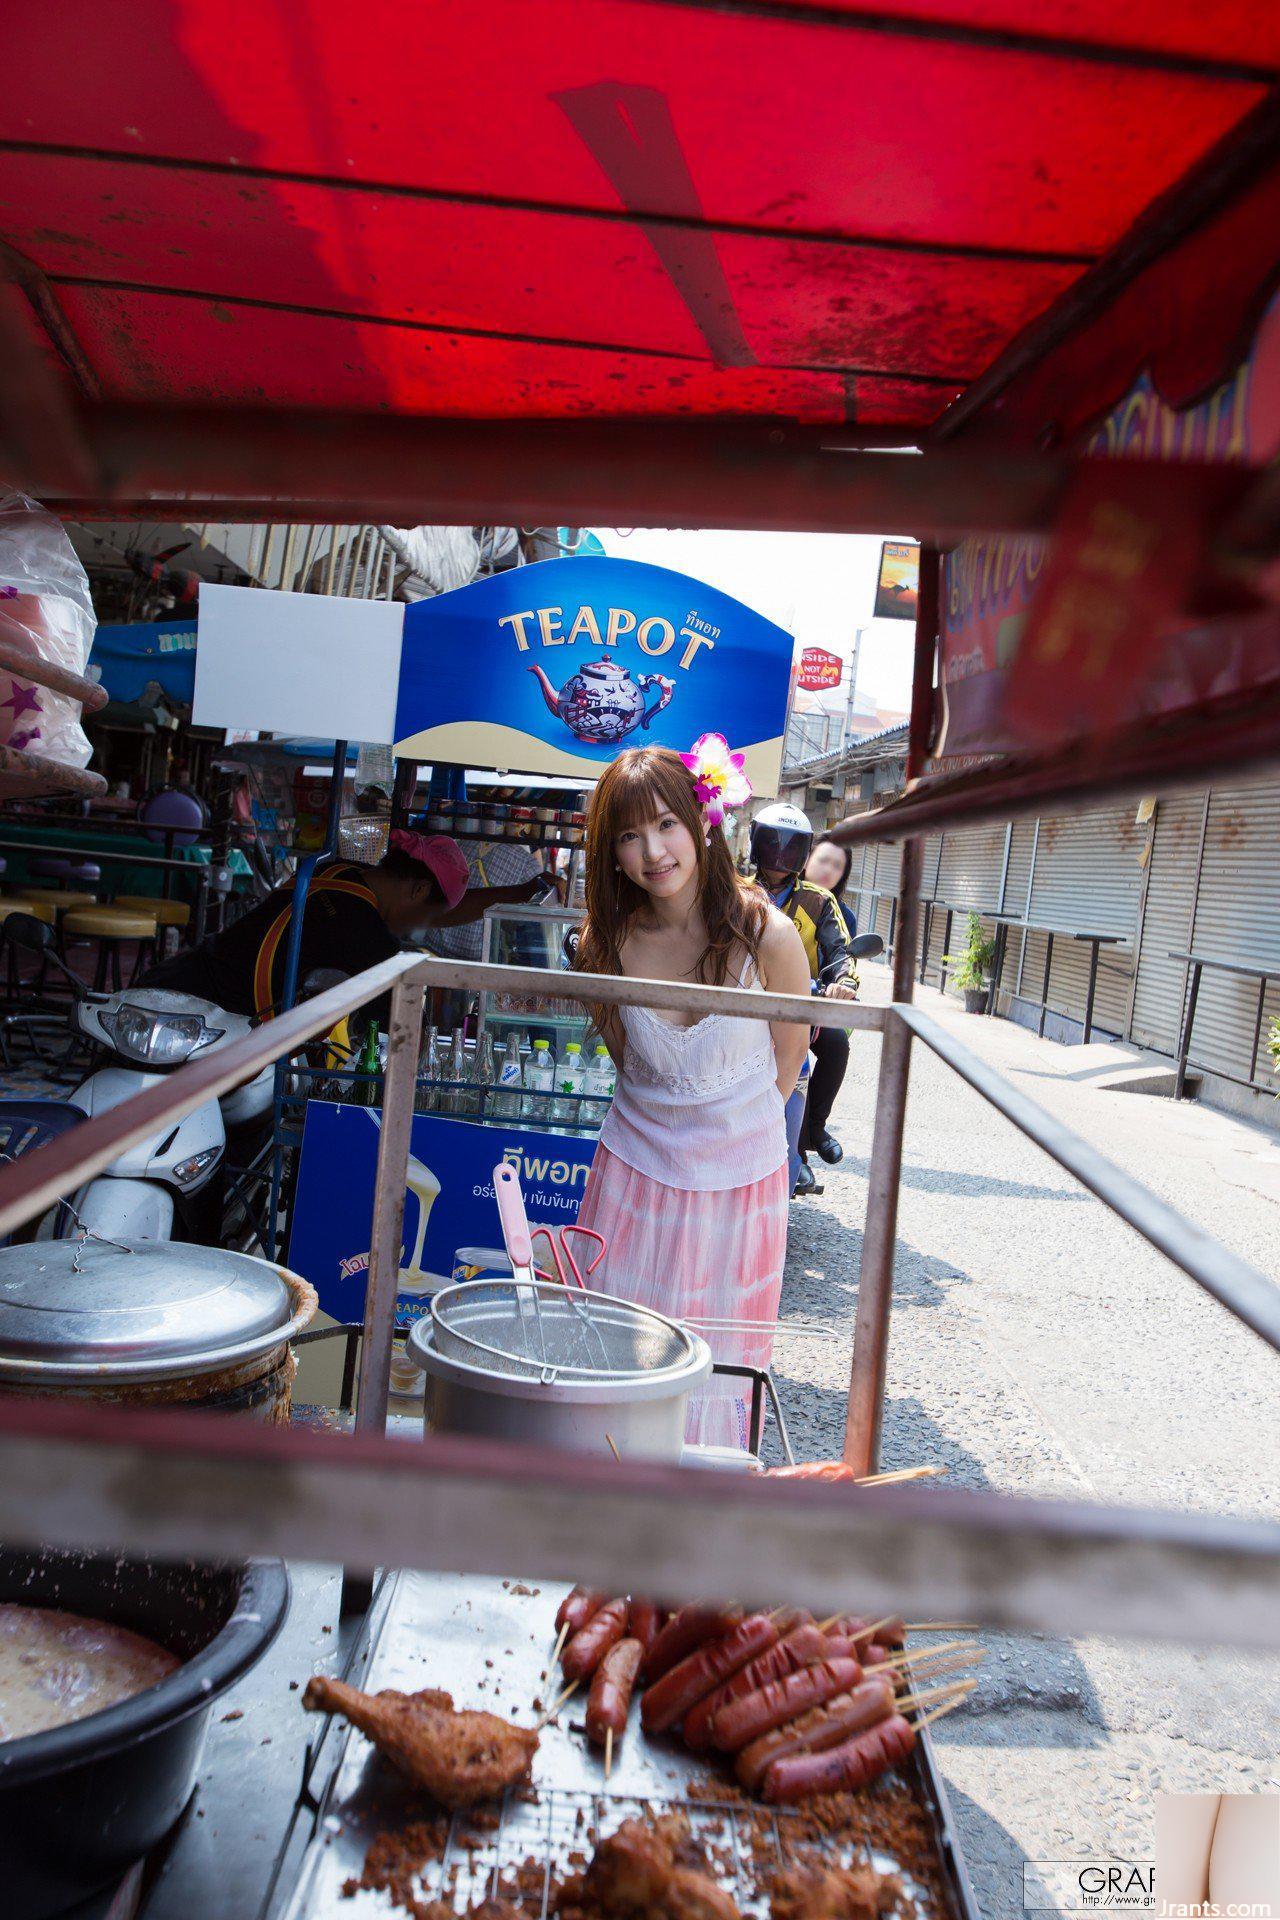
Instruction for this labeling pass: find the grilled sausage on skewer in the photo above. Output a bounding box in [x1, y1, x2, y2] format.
[562, 1597, 628, 1682]
[555, 1587, 606, 1635]
[682, 1622, 828, 1751]
[641, 1613, 778, 1734]
[735, 1678, 896, 1790]
[761, 1710, 916, 1803]
[585, 1637, 644, 1746]
[641, 1604, 742, 1683]
[709, 1655, 864, 1753]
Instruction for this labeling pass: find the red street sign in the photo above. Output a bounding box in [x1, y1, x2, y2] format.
[797, 646, 842, 692]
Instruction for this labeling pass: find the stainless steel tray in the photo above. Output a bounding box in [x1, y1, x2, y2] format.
[278, 1571, 982, 1920]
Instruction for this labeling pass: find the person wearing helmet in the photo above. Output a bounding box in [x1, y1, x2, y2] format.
[748, 802, 856, 1194]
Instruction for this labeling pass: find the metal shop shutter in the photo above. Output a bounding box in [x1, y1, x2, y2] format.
[936, 824, 1005, 913]
[1027, 808, 1145, 937]
[1002, 820, 1037, 919]
[1187, 783, 1280, 1084]
[920, 835, 945, 902]
[1131, 793, 1206, 1055]
[1023, 807, 1146, 1034]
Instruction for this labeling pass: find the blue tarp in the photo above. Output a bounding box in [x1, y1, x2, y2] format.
[89, 619, 197, 706]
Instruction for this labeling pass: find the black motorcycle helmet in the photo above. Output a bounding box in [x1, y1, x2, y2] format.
[749, 801, 814, 878]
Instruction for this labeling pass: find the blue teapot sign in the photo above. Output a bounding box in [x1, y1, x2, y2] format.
[393, 555, 793, 791]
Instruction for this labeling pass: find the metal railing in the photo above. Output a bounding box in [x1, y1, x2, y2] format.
[0, 952, 1275, 1650]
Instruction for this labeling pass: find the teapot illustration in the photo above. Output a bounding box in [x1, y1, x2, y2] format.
[529, 657, 675, 746]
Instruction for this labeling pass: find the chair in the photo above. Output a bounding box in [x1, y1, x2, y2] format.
[61, 906, 159, 992]
[0, 911, 71, 1064]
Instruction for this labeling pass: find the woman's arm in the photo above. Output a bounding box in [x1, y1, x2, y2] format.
[759, 910, 812, 1099]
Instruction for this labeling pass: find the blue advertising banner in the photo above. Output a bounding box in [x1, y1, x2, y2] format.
[89, 619, 197, 706]
[393, 555, 792, 793]
[287, 1105, 597, 1325]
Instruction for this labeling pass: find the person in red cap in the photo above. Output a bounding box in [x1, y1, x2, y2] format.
[140, 828, 543, 1019]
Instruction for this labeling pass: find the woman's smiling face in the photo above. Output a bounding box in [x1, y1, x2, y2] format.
[615, 807, 701, 899]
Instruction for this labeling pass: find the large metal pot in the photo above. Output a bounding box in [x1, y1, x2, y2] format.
[408, 1280, 712, 1461]
[0, 1240, 317, 1423]
[0, 1549, 289, 1920]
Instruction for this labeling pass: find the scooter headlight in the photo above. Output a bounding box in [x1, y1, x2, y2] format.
[98, 1003, 223, 1066]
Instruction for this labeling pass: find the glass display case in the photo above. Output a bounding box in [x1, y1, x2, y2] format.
[476, 901, 595, 1050]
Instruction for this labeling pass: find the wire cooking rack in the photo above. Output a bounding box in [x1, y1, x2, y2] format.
[375, 1784, 941, 1920]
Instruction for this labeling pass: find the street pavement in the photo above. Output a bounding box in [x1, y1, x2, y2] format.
[770, 964, 1280, 1920]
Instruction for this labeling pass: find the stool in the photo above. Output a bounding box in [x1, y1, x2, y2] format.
[28, 856, 73, 882]
[114, 893, 190, 964]
[65, 861, 101, 885]
[114, 895, 190, 931]
[15, 889, 100, 914]
[62, 908, 159, 992]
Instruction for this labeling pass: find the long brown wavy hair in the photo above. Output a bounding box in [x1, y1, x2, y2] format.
[576, 746, 768, 986]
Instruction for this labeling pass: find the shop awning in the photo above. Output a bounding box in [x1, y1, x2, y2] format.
[1, 2, 1277, 523]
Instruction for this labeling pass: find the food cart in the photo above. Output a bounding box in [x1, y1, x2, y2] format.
[0, 4, 1279, 1916]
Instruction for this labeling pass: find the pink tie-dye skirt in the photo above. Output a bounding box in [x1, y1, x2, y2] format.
[575, 1143, 789, 1451]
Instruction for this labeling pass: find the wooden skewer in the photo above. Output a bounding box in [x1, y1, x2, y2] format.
[604, 1433, 622, 1463]
[891, 1649, 985, 1692]
[910, 1683, 978, 1731]
[605, 1727, 613, 1780]
[906, 1622, 979, 1633]
[854, 1465, 945, 1486]
[815, 1612, 894, 1640]
[901, 1677, 978, 1714]
[883, 1638, 980, 1668]
[888, 1643, 987, 1677]
[551, 1620, 570, 1667]
[536, 1679, 579, 1729]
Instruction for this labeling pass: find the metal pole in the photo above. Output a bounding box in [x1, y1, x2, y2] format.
[901, 1002, 1280, 1354]
[843, 546, 938, 1471]
[1175, 962, 1203, 1101]
[355, 971, 427, 1435]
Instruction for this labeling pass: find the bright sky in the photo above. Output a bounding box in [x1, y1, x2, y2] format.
[591, 526, 917, 717]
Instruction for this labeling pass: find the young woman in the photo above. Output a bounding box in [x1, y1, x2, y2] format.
[799, 835, 859, 1167]
[574, 744, 810, 1448]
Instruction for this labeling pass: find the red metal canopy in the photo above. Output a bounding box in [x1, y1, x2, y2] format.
[1, 0, 1277, 479]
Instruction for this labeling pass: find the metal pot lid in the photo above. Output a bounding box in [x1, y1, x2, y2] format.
[0, 1239, 300, 1383]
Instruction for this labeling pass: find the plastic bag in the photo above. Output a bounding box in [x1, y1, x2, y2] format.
[0, 491, 96, 766]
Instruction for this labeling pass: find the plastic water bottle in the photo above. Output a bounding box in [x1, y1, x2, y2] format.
[556, 1041, 585, 1127]
[584, 1043, 616, 1126]
[495, 1031, 524, 1120]
[525, 1038, 555, 1128]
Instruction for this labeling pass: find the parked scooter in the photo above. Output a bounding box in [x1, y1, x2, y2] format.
[0, 913, 273, 1246]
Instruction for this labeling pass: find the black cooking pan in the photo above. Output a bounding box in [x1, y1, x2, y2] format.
[0, 1548, 289, 1920]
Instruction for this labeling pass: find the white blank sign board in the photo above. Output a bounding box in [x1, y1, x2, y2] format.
[194, 584, 404, 742]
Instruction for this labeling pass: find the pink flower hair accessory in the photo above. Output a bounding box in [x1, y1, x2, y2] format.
[680, 732, 752, 828]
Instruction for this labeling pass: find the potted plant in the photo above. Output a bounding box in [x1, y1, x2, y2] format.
[945, 911, 997, 1013]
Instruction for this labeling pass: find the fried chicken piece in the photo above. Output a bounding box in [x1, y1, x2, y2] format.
[769, 1861, 900, 1920]
[302, 1675, 537, 1809]
[584, 1815, 740, 1920]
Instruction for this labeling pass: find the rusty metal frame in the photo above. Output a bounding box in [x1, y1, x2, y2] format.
[0, 947, 1273, 1642]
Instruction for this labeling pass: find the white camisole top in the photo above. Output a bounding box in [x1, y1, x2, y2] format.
[598, 958, 787, 1191]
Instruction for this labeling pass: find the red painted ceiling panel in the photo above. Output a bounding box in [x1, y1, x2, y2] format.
[765, 0, 1280, 65]
[0, 1, 1262, 256]
[58, 282, 959, 424]
[1, 153, 1083, 382]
